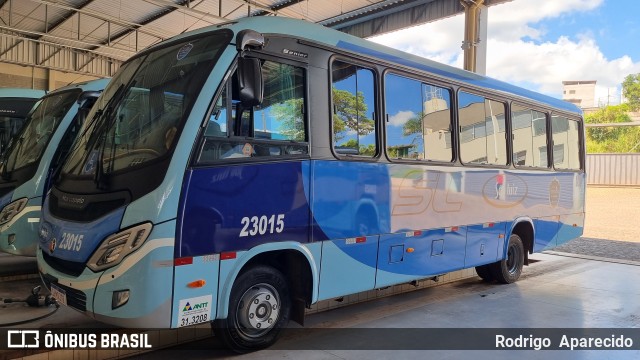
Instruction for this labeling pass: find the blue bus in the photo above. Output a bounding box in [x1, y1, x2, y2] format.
[0, 79, 107, 256]
[36, 17, 584, 351]
[0, 88, 46, 156]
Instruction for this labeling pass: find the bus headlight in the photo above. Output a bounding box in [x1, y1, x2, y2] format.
[0, 198, 28, 225]
[88, 222, 153, 271]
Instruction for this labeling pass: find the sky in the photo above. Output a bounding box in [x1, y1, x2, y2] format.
[369, 0, 640, 107]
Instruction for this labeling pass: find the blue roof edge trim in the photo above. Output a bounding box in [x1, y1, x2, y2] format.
[336, 41, 581, 116]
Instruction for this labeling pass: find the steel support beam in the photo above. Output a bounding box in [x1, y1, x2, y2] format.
[461, 0, 487, 74]
[325, 0, 510, 39]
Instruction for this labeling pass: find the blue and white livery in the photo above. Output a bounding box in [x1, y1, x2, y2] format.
[0, 79, 107, 256]
[36, 17, 584, 351]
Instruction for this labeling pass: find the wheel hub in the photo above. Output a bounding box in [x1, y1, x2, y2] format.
[237, 284, 280, 334]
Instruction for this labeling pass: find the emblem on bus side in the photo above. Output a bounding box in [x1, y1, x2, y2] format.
[177, 43, 194, 60]
[282, 48, 308, 58]
[482, 174, 528, 208]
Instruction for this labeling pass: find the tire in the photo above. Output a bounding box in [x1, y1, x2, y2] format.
[475, 264, 495, 282]
[491, 234, 525, 284]
[213, 265, 291, 352]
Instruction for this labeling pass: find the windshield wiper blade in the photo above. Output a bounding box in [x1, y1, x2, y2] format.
[93, 81, 135, 189]
[82, 83, 125, 152]
[1, 137, 24, 181]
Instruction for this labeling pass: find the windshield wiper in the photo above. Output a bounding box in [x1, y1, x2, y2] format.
[93, 81, 135, 189]
[0, 137, 24, 181]
[81, 83, 125, 153]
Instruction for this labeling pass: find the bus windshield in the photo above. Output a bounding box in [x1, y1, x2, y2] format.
[0, 90, 80, 176]
[0, 97, 41, 155]
[61, 31, 231, 181]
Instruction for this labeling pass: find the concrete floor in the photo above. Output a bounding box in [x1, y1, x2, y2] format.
[1, 252, 639, 359]
[141, 252, 640, 360]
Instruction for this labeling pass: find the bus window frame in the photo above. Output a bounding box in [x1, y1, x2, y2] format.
[456, 87, 510, 168]
[510, 101, 552, 170]
[193, 52, 311, 167]
[381, 68, 457, 165]
[550, 112, 585, 172]
[328, 55, 382, 162]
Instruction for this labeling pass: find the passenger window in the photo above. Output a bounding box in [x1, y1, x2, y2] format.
[552, 115, 581, 170]
[458, 91, 507, 165]
[205, 89, 228, 137]
[385, 73, 452, 162]
[253, 61, 305, 141]
[198, 59, 308, 163]
[511, 104, 548, 168]
[331, 61, 377, 157]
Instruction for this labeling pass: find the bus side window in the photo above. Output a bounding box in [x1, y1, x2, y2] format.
[205, 88, 228, 137]
[384, 73, 453, 162]
[552, 115, 581, 170]
[511, 104, 548, 168]
[198, 59, 308, 163]
[459, 91, 507, 165]
[331, 60, 377, 157]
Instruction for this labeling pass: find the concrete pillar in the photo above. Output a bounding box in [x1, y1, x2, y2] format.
[461, 0, 488, 75]
[47, 69, 57, 91]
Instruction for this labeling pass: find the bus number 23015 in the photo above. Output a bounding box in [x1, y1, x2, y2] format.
[240, 214, 285, 237]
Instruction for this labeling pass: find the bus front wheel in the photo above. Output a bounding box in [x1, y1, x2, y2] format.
[491, 234, 524, 284]
[214, 265, 291, 352]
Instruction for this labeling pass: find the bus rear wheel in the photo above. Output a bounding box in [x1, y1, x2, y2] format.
[491, 234, 524, 284]
[213, 265, 291, 352]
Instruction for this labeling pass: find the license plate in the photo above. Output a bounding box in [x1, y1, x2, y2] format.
[50, 284, 67, 306]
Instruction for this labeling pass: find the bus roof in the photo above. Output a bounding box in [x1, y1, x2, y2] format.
[146, 16, 583, 117]
[49, 78, 110, 94]
[0, 88, 45, 99]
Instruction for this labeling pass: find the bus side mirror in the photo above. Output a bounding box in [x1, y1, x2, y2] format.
[236, 30, 264, 52]
[237, 57, 263, 107]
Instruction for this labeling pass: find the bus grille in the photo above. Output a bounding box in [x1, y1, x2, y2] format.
[41, 273, 87, 312]
[41, 251, 87, 277]
[49, 192, 125, 222]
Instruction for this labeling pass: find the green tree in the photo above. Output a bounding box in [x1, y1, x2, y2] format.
[402, 113, 424, 137]
[271, 98, 305, 141]
[332, 88, 374, 143]
[585, 103, 640, 153]
[341, 139, 376, 156]
[622, 73, 640, 111]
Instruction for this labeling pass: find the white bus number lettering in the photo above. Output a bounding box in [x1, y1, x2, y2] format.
[59, 233, 84, 251]
[239, 214, 285, 237]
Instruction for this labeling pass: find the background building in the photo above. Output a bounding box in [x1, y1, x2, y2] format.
[563, 80, 596, 109]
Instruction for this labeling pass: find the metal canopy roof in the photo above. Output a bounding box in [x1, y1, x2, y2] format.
[0, 0, 510, 78]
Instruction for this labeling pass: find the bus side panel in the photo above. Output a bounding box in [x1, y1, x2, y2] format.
[309, 160, 389, 300]
[464, 222, 505, 267]
[171, 254, 219, 328]
[557, 212, 585, 247]
[309, 160, 391, 240]
[556, 173, 585, 247]
[375, 227, 466, 288]
[533, 216, 560, 251]
[317, 236, 378, 300]
[177, 161, 311, 257]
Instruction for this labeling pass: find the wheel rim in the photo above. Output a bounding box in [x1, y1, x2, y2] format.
[506, 243, 521, 275]
[235, 283, 280, 339]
